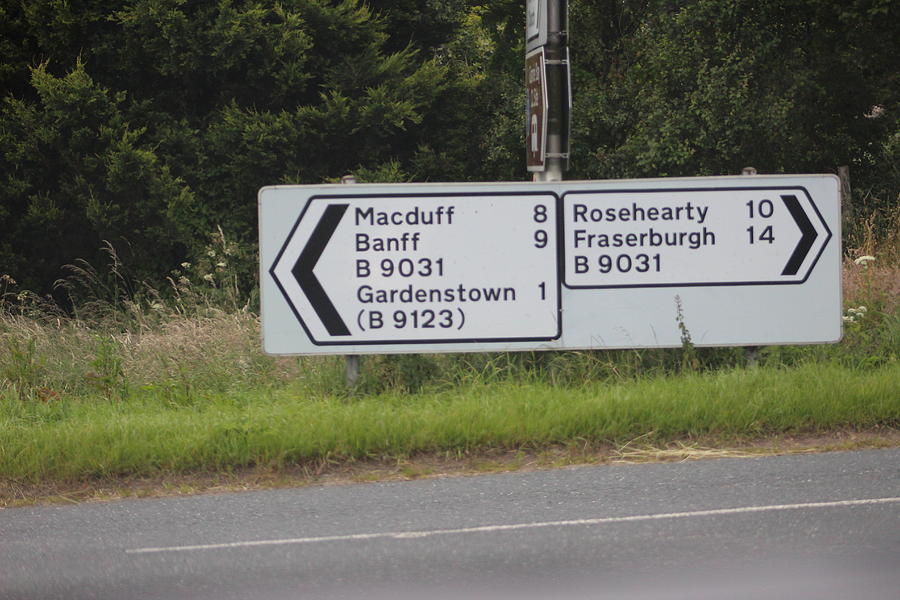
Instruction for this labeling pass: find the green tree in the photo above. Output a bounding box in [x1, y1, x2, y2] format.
[4, 0, 897, 299]
[1, 1, 473, 295]
[570, 0, 899, 187]
[0, 62, 193, 293]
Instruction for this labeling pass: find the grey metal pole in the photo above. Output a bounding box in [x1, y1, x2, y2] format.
[532, 0, 569, 183]
[341, 174, 361, 387]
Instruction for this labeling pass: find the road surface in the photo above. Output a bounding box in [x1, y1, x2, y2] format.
[2, 449, 898, 599]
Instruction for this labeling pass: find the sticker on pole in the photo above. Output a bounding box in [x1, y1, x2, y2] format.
[525, 48, 548, 172]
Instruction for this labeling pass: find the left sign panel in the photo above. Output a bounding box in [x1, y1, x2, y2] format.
[260, 186, 561, 354]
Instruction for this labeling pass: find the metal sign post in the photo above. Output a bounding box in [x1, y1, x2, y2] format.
[526, 0, 570, 181]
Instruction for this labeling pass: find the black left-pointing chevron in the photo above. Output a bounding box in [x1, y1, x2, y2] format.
[780, 194, 818, 276]
[292, 204, 350, 336]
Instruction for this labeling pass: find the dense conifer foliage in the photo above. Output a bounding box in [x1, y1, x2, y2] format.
[1, 1, 896, 296]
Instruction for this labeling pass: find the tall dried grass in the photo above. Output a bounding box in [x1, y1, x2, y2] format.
[1, 232, 897, 488]
[0, 233, 332, 400]
[1, 221, 898, 401]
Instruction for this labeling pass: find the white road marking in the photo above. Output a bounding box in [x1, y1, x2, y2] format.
[126, 496, 900, 555]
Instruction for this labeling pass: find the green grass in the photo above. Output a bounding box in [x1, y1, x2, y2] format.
[1, 246, 898, 490]
[2, 362, 897, 483]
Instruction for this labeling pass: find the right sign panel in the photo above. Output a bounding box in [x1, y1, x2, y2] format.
[563, 186, 831, 288]
[557, 174, 842, 349]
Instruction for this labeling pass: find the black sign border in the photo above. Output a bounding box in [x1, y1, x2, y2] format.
[561, 185, 832, 289]
[270, 191, 564, 347]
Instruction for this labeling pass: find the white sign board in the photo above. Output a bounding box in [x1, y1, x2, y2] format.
[260, 175, 841, 355]
[268, 192, 560, 345]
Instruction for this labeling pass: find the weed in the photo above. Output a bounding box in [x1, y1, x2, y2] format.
[1, 337, 42, 400]
[357, 353, 442, 394]
[85, 335, 128, 400]
[167, 226, 254, 316]
[675, 295, 699, 372]
[53, 241, 135, 328]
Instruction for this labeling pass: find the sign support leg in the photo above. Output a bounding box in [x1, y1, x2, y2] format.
[745, 346, 759, 369]
[345, 354, 360, 388]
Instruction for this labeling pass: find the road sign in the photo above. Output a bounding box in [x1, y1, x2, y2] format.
[564, 186, 831, 288]
[526, 48, 548, 172]
[260, 175, 841, 355]
[526, 0, 548, 52]
[267, 191, 560, 346]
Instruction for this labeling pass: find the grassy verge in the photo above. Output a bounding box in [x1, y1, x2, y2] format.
[1, 245, 898, 502]
[2, 362, 897, 485]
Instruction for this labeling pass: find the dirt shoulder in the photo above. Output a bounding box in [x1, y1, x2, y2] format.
[2, 428, 898, 508]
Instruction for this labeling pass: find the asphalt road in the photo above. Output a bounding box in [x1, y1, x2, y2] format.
[2, 449, 899, 599]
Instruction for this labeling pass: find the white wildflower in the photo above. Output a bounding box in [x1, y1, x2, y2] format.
[181, 262, 191, 269]
[203, 273, 215, 282]
[843, 305, 867, 323]
[216, 262, 226, 268]
[864, 105, 885, 119]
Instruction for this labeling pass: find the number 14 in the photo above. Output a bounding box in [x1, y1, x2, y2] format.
[747, 225, 774, 244]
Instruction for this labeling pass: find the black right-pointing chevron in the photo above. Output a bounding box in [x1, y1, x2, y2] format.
[780, 194, 818, 276]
